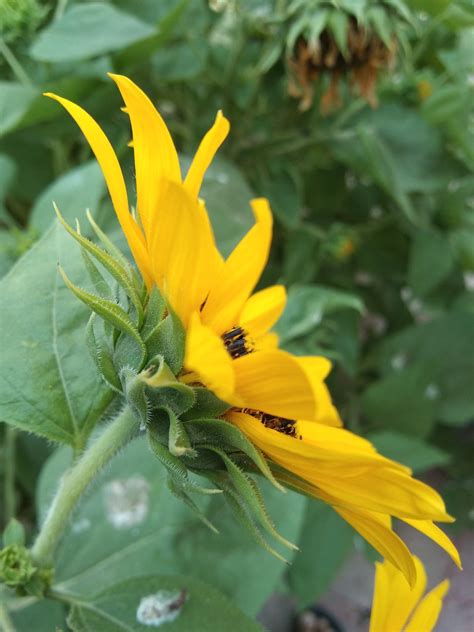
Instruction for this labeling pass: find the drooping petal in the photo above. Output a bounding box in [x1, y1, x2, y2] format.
[44, 92, 151, 285]
[296, 357, 342, 426]
[149, 180, 219, 325]
[403, 518, 462, 569]
[335, 506, 417, 587]
[201, 198, 273, 334]
[109, 73, 181, 239]
[184, 312, 235, 403]
[369, 557, 427, 632]
[239, 285, 287, 339]
[405, 579, 450, 632]
[232, 349, 316, 420]
[184, 110, 230, 197]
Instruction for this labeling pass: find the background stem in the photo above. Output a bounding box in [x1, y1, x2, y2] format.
[31, 406, 139, 567]
[0, 603, 16, 632]
[4, 425, 17, 526]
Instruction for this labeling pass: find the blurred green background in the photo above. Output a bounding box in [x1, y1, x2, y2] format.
[0, 0, 473, 626]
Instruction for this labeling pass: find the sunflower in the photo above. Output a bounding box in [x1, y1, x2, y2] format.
[45, 74, 460, 583]
[369, 556, 450, 632]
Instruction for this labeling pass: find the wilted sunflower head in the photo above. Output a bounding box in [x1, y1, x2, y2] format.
[285, 0, 413, 112]
[45, 74, 461, 581]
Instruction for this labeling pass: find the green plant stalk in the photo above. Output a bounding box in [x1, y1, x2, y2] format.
[4, 425, 17, 525]
[31, 406, 139, 567]
[0, 603, 15, 632]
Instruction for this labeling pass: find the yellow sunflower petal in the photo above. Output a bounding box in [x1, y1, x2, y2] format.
[335, 506, 417, 587]
[239, 285, 287, 339]
[200, 198, 273, 334]
[296, 357, 342, 426]
[108, 73, 181, 238]
[256, 331, 280, 350]
[184, 312, 235, 403]
[43, 92, 151, 285]
[405, 579, 450, 632]
[403, 518, 462, 569]
[233, 349, 315, 420]
[149, 180, 218, 325]
[369, 556, 427, 632]
[184, 110, 230, 197]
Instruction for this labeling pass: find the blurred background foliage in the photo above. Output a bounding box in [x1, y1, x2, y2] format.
[1, 0, 473, 623]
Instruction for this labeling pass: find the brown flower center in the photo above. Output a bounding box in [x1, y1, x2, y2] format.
[222, 326, 253, 359]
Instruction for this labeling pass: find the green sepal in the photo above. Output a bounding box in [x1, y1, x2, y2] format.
[0, 545, 52, 596]
[55, 204, 144, 327]
[165, 407, 196, 457]
[328, 10, 349, 59]
[204, 446, 296, 552]
[121, 368, 149, 427]
[215, 478, 288, 564]
[86, 209, 132, 271]
[148, 429, 221, 495]
[2, 519, 25, 547]
[181, 388, 230, 420]
[59, 265, 147, 368]
[185, 418, 284, 491]
[86, 315, 122, 392]
[141, 286, 166, 339]
[143, 355, 196, 415]
[167, 477, 218, 534]
[80, 247, 113, 300]
[144, 309, 185, 374]
[367, 6, 393, 49]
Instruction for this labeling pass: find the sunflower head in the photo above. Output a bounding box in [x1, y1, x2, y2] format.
[285, 0, 413, 112]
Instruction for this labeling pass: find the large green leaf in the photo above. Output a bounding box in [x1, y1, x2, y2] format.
[30, 161, 105, 234]
[408, 229, 454, 297]
[65, 574, 261, 631]
[368, 431, 451, 473]
[287, 500, 354, 608]
[0, 223, 114, 446]
[275, 284, 363, 344]
[29, 3, 156, 62]
[37, 437, 305, 616]
[7, 598, 66, 631]
[369, 312, 474, 426]
[0, 82, 38, 136]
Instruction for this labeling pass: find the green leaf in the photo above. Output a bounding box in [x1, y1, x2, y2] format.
[37, 438, 305, 616]
[64, 573, 262, 631]
[287, 500, 354, 608]
[0, 223, 114, 446]
[0, 82, 38, 136]
[368, 431, 451, 473]
[8, 598, 66, 631]
[29, 3, 156, 62]
[328, 10, 349, 58]
[408, 229, 454, 296]
[152, 41, 208, 81]
[275, 284, 363, 344]
[197, 158, 255, 257]
[361, 365, 437, 438]
[370, 312, 474, 426]
[2, 518, 25, 547]
[59, 267, 147, 368]
[30, 162, 105, 234]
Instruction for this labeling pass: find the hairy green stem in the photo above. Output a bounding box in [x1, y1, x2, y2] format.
[31, 406, 139, 567]
[4, 426, 17, 525]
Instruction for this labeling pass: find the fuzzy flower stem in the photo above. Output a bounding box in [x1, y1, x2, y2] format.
[31, 406, 139, 567]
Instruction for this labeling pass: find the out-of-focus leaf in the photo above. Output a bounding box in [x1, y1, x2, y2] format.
[408, 229, 454, 296]
[0, 82, 38, 135]
[370, 312, 474, 426]
[361, 365, 437, 437]
[450, 228, 474, 271]
[30, 162, 105, 234]
[275, 284, 363, 344]
[29, 3, 156, 62]
[406, 0, 451, 16]
[0, 223, 114, 446]
[9, 599, 65, 631]
[368, 431, 451, 472]
[152, 41, 208, 81]
[65, 574, 261, 631]
[196, 157, 255, 257]
[37, 438, 305, 616]
[287, 500, 354, 608]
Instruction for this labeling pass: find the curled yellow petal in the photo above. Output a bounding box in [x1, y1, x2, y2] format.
[184, 110, 230, 198]
[239, 285, 287, 339]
